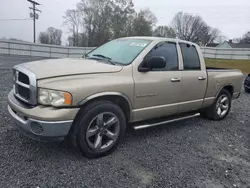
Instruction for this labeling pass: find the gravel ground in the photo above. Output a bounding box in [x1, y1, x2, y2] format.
[0, 56, 250, 188]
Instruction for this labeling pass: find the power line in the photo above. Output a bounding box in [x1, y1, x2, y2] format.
[0, 18, 32, 21]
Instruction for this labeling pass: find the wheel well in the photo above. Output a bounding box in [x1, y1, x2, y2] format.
[80, 95, 131, 122]
[223, 85, 234, 96]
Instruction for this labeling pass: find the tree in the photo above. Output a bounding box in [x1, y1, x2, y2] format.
[38, 32, 49, 44]
[241, 31, 250, 43]
[64, 1, 157, 46]
[131, 9, 157, 36]
[153, 26, 176, 38]
[110, 0, 135, 38]
[203, 28, 221, 45]
[232, 38, 241, 43]
[171, 12, 220, 45]
[47, 27, 62, 45]
[215, 35, 228, 43]
[75, 0, 114, 46]
[63, 9, 82, 46]
[38, 27, 62, 45]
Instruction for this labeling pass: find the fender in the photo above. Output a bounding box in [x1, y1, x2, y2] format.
[215, 84, 234, 98]
[78, 91, 133, 112]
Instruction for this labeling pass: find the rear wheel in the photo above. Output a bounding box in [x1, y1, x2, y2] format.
[203, 89, 231, 120]
[245, 87, 250, 93]
[70, 101, 126, 158]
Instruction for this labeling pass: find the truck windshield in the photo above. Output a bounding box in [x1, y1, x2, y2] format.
[85, 39, 152, 65]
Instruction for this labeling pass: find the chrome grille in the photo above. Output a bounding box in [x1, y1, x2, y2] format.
[13, 65, 37, 105]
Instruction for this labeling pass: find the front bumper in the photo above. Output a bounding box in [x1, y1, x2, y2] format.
[7, 90, 79, 141]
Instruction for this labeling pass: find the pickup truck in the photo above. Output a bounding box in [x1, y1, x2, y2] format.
[7, 37, 244, 158]
[244, 73, 250, 93]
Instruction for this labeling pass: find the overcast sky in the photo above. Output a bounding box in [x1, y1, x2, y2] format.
[0, 0, 249, 45]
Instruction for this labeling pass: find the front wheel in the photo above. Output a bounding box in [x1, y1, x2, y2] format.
[70, 101, 126, 158]
[203, 89, 232, 120]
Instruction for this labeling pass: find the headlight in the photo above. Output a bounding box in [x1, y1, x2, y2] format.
[38, 88, 72, 107]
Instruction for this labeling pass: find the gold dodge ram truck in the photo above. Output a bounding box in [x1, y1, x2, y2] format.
[7, 37, 244, 158]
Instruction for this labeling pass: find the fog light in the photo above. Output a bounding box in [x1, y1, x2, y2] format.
[30, 122, 44, 135]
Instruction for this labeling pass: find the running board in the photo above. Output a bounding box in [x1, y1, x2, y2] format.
[133, 113, 200, 130]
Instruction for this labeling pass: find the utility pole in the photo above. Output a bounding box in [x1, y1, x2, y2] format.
[27, 0, 41, 43]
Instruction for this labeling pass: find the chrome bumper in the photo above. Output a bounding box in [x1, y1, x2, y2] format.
[8, 105, 73, 141]
[7, 89, 78, 141]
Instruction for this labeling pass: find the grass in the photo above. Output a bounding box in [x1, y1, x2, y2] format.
[205, 59, 250, 74]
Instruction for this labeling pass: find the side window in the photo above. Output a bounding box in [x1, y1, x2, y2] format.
[146, 42, 178, 71]
[179, 43, 201, 70]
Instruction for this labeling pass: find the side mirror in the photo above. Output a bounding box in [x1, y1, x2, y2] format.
[138, 56, 166, 72]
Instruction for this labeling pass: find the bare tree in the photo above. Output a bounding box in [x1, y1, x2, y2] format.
[241, 31, 250, 43]
[153, 26, 176, 38]
[38, 27, 62, 45]
[203, 28, 221, 45]
[47, 27, 62, 45]
[63, 9, 82, 46]
[38, 32, 49, 44]
[63, 2, 227, 47]
[171, 12, 220, 45]
[232, 38, 241, 43]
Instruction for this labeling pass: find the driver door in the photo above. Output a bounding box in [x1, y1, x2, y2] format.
[132, 42, 182, 122]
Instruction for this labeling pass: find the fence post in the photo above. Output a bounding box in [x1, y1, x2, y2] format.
[215, 48, 217, 59]
[8, 42, 10, 56]
[30, 44, 32, 58]
[68, 48, 70, 58]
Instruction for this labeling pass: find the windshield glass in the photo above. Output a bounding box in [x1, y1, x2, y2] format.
[86, 39, 152, 65]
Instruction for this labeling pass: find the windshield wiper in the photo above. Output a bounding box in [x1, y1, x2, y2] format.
[92, 54, 116, 65]
[92, 54, 111, 60]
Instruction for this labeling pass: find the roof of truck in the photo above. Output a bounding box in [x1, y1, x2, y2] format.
[119, 36, 198, 46]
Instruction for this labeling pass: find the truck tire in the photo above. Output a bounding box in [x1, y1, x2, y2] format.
[203, 89, 232, 121]
[70, 101, 127, 158]
[245, 87, 250, 93]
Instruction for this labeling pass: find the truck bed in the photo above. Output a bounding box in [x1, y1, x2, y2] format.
[206, 67, 241, 72]
[205, 68, 243, 99]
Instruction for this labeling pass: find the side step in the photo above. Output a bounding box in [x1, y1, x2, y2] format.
[133, 113, 200, 130]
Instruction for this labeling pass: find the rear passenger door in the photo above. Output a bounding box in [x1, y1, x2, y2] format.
[178, 43, 207, 113]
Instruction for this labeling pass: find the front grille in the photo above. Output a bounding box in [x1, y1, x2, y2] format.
[13, 65, 37, 105]
[18, 72, 30, 85]
[17, 85, 30, 100]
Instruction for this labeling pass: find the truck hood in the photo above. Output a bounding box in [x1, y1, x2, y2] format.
[20, 58, 123, 79]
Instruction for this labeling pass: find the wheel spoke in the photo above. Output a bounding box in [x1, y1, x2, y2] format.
[221, 97, 228, 103]
[221, 109, 227, 116]
[97, 114, 104, 126]
[86, 126, 99, 138]
[104, 117, 118, 128]
[221, 104, 228, 110]
[105, 130, 116, 140]
[86, 112, 120, 151]
[217, 107, 222, 115]
[94, 134, 103, 149]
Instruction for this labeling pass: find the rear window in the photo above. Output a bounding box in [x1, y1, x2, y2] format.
[179, 43, 201, 70]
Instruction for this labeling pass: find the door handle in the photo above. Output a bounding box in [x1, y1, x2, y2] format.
[198, 76, 206, 81]
[171, 78, 181, 82]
